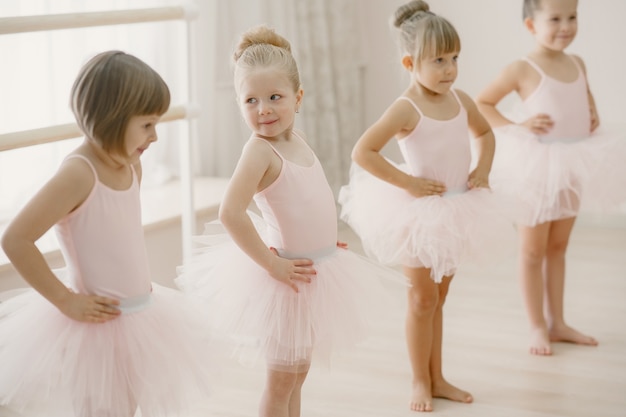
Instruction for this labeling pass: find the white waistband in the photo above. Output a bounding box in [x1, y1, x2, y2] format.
[277, 246, 336, 260]
[539, 136, 585, 144]
[443, 186, 468, 197]
[116, 293, 153, 314]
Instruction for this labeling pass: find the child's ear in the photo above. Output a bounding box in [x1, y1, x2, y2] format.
[401, 55, 414, 72]
[524, 17, 536, 34]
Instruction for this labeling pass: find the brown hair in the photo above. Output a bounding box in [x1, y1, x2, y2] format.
[232, 25, 300, 94]
[523, 0, 544, 20]
[70, 51, 170, 156]
[391, 0, 460, 63]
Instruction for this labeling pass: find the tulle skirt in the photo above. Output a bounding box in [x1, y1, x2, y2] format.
[176, 217, 404, 372]
[338, 162, 518, 282]
[0, 282, 216, 417]
[490, 125, 626, 226]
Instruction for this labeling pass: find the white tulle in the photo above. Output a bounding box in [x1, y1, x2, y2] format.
[0, 284, 217, 417]
[339, 162, 518, 282]
[176, 214, 405, 371]
[490, 124, 626, 226]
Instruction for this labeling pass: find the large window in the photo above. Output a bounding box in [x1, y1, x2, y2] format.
[0, 1, 190, 257]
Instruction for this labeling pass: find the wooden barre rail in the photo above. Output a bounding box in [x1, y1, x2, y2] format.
[0, 6, 197, 35]
[0, 105, 194, 152]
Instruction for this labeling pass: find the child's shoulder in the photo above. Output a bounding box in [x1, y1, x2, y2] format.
[567, 53, 587, 71]
[58, 149, 97, 182]
[503, 58, 537, 76]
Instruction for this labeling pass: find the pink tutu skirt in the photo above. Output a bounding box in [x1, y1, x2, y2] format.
[176, 216, 404, 372]
[0, 282, 216, 417]
[490, 125, 626, 226]
[339, 162, 518, 282]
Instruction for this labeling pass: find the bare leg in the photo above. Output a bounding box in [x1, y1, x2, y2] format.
[518, 223, 552, 355]
[404, 266, 437, 412]
[259, 367, 300, 417]
[287, 364, 310, 417]
[430, 275, 473, 404]
[544, 217, 598, 347]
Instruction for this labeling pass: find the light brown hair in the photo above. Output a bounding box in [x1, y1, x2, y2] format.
[70, 51, 170, 156]
[391, 0, 461, 63]
[232, 25, 300, 94]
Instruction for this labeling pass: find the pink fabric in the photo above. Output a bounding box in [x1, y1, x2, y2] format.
[397, 91, 471, 192]
[253, 133, 337, 257]
[0, 155, 216, 417]
[520, 56, 591, 140]
[55, 155, 152, 299]
[177, 132, 401, 370]
[339, 92, 517, 281]
[488, 55, 626, 225]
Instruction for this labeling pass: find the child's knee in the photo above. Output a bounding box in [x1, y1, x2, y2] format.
[545, 239, 569, 256]
[407, 288, 438, 315]
[521, 246, 546, 265]
[267, 370, 300, 397]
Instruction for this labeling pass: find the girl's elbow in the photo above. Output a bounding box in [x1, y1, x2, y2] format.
[218, 205, 231, 226]
[1, 231, 24, 261]
[351, 146, 368, 166]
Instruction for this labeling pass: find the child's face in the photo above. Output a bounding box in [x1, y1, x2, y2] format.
[527, 0, 578, 51]
[123, 114, 160, 162]
[237, 67, 302, 140]
[413, 51, 459, 95]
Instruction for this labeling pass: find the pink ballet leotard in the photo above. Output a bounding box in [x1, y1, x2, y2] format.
[489, 55, 626, 225]
[177, 131, 400, 371]
[521, 56, 591, 141]
[253, 136, 338, 259]
[340, 91, 515, 282]
[0, 155, 214, 417]
[397, 93, 471, 193]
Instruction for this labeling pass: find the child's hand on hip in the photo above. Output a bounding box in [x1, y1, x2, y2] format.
[57, 290, 121, 323]
[406, 176, 446, 198]
[268, 247, 315, 293]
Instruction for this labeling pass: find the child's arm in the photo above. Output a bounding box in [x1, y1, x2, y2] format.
[352, 100, 446, 197]
[219, 140, 315, 293]
[458, 90, 494, 189]
[1, 158, 121, 322]
[572, 54, 600, 132]
[477, 61, 553, 134]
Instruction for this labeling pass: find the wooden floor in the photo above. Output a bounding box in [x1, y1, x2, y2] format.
[189, 221, 626, 417]
[2, 221, 624, 417]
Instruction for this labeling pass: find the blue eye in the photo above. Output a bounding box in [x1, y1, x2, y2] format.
[270, 94, 281, 100]
[246, 97, 257, 104]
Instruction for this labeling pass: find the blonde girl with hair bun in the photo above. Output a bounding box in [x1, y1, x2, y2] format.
[340, 0, 516, 411]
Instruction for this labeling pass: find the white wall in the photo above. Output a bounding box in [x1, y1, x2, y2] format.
[359, 0, 626, 224]
[362, 0, 626, 129]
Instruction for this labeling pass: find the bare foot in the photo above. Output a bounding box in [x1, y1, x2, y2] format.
[432, 379, 473, 404]
[550, 324, 598, 346]
[529, 326, 552, 356]
[410, 380, 433, 412]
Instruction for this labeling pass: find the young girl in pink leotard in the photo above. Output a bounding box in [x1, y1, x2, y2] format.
[476, 0, 626, 356]
[0, 51, 214, 417]
[176, 25, 400, 417]
[339, 0, 515, 412]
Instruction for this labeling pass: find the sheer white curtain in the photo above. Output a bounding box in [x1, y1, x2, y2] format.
[0, 0, 187, 221]
[201, 0, 365, 193]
